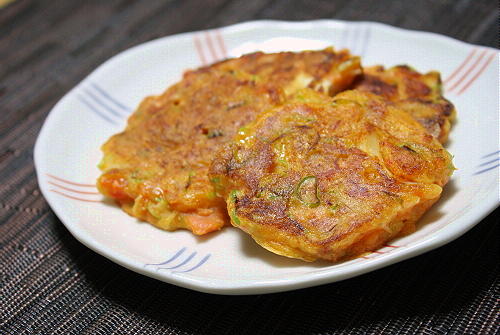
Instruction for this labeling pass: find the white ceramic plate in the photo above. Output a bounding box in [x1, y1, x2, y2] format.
[34, 20, 499, 295]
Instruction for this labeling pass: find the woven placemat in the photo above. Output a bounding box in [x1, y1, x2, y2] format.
[0, 0, 498, 334]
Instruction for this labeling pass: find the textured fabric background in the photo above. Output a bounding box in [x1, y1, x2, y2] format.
[0, 0, 498, 334]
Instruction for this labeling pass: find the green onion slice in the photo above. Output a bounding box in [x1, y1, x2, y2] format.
[229, 190, 242, 225]
[296, 176, 320, 208]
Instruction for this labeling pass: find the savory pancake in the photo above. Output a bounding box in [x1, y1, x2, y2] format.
[97, 48, 362, 235]
[354, 65, 456, 143]
[209, 89, 454, 261]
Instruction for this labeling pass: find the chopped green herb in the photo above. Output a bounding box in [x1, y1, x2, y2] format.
[332, 98, 360, 107]
[268, 193, 280, 200]
[447, 163, 457, 176]
[229, 190, 242, 225]
[230, 210, 241, 225]
[329, 204, 339, 211]
[295, 93, 305, 101]
[185, 171, 196, 189]
[226, 101, 246, 110]
[277, 157, 288, 165]
[130, 175, 143, 182]
[206, 129, 223, 138]
[210, 176, 223, 195]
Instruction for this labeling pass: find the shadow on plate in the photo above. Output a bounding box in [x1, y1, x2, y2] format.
[237, 229, 330, 268]
[414, 178, 458, 230]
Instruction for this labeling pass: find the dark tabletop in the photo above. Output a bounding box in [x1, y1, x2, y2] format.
[1, 0, 498, 334]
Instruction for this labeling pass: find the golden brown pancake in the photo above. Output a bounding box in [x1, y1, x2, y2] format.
[354, 65, 456, 143]
[210, 89, 454, 261]
[97, 48, 362, 235]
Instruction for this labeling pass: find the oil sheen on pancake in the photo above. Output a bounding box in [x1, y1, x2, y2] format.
[209, 89, 454, 262]
[97, 48, 362, 235]
[354, 65, 456, 143]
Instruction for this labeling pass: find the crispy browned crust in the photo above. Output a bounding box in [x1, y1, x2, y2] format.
[210, 89, 453, 261]
[206, 48, 362, 96]
[97, 48, 362, 235]
[353, 65, 456, 143]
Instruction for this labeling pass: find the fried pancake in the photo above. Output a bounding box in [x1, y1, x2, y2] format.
[97, 48, 362, 235]
[354, 65, 456, 143]
[210, 89, 454, 261]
